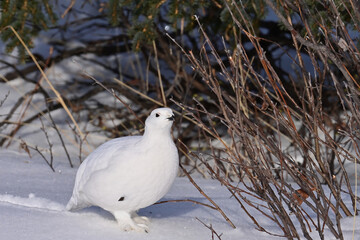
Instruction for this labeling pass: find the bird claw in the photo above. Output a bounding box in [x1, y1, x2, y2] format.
[132, 213, 150, 225]
[114, 211, 150, 233]
[119, 222, 149, 233]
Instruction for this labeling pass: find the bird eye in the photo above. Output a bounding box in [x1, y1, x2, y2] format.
[155, 113, 160, 117]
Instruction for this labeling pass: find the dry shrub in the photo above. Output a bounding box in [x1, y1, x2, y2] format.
[174, 1, 360, 239]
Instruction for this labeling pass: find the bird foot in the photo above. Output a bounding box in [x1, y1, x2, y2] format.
[118, 222, 149, 233]
[113, 211, 149, 233]
[132, 212, 150, 225]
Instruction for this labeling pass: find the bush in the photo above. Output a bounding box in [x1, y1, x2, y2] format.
[175, 1, 359, 239]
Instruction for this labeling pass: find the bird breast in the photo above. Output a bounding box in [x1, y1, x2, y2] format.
[83, 137, 179, 212]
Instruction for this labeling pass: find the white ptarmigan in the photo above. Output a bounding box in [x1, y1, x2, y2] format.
[66, 108, 179, 232]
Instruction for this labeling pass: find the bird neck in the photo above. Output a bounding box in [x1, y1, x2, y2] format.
[142, 126, 172, 142]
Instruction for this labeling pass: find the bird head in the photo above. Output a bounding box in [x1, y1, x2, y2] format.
[144, 108, 175, 132]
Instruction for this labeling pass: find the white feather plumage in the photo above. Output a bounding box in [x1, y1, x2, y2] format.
[66, 108, 179, 232]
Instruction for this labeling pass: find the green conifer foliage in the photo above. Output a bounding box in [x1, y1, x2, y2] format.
[107, 0, 216, 51]
[0, 0, 57, 59]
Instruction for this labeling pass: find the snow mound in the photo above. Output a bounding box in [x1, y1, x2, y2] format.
[0, 193, 65, 211]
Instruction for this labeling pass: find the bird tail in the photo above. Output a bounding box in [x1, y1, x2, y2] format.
[66, 195, 90, 211]
[65, 196, 78, 211]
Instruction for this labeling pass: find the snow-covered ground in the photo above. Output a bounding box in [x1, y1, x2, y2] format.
[0, 3, 359, 237]
[0, 149, 270, 240]
[0, 81, 359, 239]
[0, 52, 359, 240]
[0, 149, 359, 240]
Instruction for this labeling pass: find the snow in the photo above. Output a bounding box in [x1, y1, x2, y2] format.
[0, 1, 358, 237]
[0, 149, 359, 240]
[0, 71, 359, 238]
[0, 193, 64, 211]
[0, 149, 256, 240]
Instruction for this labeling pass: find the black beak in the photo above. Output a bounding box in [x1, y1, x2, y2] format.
[167, 115, 175, 121]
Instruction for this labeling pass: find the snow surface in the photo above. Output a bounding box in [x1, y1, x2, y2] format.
[0, 1, 359, 237]
[0, 149, 359, 240]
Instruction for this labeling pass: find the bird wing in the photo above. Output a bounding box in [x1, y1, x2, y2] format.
[69, 136, 142, 207]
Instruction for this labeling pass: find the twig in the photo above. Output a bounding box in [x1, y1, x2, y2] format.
[0, 91, 9, 108]
[61, 0, 76, 18]
[5, 26, 87, 144]
[152, 40, 167, 106]
[155, 199, 217, 210]
[30, 145, 55, 172]
[81, 73, 144, 126]
[113, 77, 164, 106]
[39, 117, 55, 171]
[47, 110, 73, 168]
[196, 217, 223, 240]
[179, 162, 236, 229]
[25, 118, 55, 173]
